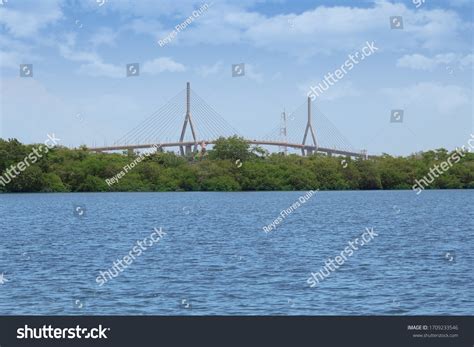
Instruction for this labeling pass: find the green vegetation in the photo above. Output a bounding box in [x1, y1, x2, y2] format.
[0, 136, 473, 193]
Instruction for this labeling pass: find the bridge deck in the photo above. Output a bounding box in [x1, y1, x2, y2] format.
[89, 140, 371, 159]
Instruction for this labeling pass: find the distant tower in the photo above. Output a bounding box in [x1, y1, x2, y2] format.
[301, 97, 318, 156]
[279, 109, 288, 155]
[179, 82, 198, 156]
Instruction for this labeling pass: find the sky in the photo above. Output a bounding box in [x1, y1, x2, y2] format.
[0, 0, 472, 155]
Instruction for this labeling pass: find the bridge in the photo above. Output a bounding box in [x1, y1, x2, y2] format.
[90, 82, 369, 159]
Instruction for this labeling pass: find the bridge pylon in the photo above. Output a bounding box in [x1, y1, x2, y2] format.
[301, 97, 318, 156]
[279, 109, 288, 155]
[179, 82, 198, 156]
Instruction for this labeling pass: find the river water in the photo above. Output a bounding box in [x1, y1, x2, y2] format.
[0, 190, 472, 315]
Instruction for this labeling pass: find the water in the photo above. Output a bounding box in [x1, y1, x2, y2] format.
[0, 190, 472, 315]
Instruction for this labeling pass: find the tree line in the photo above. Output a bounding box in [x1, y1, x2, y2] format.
[0, 136, 473, 193]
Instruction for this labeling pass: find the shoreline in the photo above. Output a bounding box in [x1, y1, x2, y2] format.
[0, 188, 472, 195]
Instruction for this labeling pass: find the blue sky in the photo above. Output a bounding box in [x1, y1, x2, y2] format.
[0, 0, 472, 155]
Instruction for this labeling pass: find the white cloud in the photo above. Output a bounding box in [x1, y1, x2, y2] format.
[56, 34, 186, 78]
[0, 0, 63, 37]
[381, 82, 470, 115]
[194, 61, 261, 81]
[447, 0, 473, 7]
[397, 53, 439, 70]
[0, 33, 38, 69]
[271, 71, 283, 81]
[245, 64, 264, 83]
[87, 0, 265, 18]
[3, 0, 470, 68]
[142, 57, 186, 74]
[0, 50, 22, 69]
[459, 54, 474, 69]
[153, 0, 471, 59]
[397, 53, 474, 70]
[299, 81, 361, 101]
[0, 78, 74, 143]
[0, 78, 144, 146]
[196, 61, 223, 77]
[58, 41, 122, 78]
[89, 28, 119, 48]
[125, 18, 165, 43]
[76, 61, 123, 78]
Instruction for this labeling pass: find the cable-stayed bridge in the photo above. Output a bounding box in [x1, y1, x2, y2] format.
[90, 82, 369, 158]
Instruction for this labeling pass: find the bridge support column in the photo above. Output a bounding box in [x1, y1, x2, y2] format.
[185, 144, 192, 155]
[179, 82, 198, 156]
[127, 148, 134, 157]
[301, 96, 318, 156]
